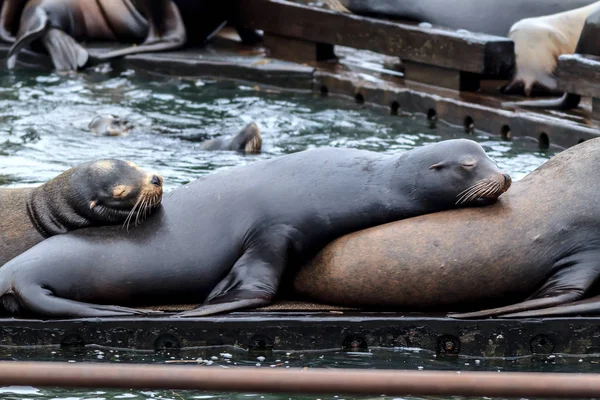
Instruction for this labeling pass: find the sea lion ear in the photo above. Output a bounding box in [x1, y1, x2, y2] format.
[89, 200, 97, 209]
[429, 162, 446, 170]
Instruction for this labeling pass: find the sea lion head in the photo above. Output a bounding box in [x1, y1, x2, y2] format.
[69, 159, 163, 228]
[233, 122, 262, 154]
[411, 139, 511, 208]
[89, 114, 132, 136]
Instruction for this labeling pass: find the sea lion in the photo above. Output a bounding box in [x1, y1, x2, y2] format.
[293, 138, 600, 319]
[320, 0, 598, 97]
[502, 1, 600, 97]
[0, 159, 163, 266]
[89, 115, 133, 137]
[319, 0, 597, 37]
[199, 122, 262, 153]
[6, 0, 187, 71]
[0, 140, 510, 318]
[502, 5, 600, 109]
[0, 0, 27, 43]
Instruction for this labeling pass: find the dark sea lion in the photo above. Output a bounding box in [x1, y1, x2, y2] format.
[89, 115, 133, 137]
[294, 138, 600, 319]
[199, 122, 262, 153]
[320, 0, 597, 37]
[0, 0, 27, 43]
[6, 0, 186, 71]
[0, 140, 510, 318]
[0, 159, 163, 266]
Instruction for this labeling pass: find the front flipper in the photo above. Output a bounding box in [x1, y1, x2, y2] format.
[176, 226, 293, 317]
[6, 7, 48, 69]
[502, 295, 600, 318]
[448, 251, 600, 319]
[41, 28, 89, 71]
[11, 286, 161, 318]
[93, 1, 186, 61]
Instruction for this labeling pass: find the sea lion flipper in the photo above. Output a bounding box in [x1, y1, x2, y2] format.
[17, 286, 159, 317]
[41, 28, 88, 71]
[229, 122, 262, 153]
[6, 7, 48, 69]
[501, 295, 600, 318]
[176, 230, 290, 317]
[449, 255, 600, 319]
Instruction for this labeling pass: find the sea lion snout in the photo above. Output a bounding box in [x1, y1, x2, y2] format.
[502, 173, 512, 191]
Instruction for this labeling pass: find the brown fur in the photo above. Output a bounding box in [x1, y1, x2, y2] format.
[293, 138, 600, 316]
[0, 188, 43, 266]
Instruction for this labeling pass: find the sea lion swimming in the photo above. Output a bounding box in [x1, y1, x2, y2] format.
[89, 115, 133, 137]
[5, 0, 187, 71]
[199, 122, 262, 153]
[293, 138, 600, 319]
[0, 159, 163, 266]
[0, 140, 509, 318]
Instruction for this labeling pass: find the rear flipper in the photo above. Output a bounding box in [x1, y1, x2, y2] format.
[6, 6, 48, 69]
[448, 251, 600, 319]
[502, 295, 600, 318]
[501, 93, 582, 110]
[175, 225, 292, 317]
[5, 286, 161, 318]
[41, 28, 88, 71]
[93, 1, 186, 61]
[6, 6, 88, 71]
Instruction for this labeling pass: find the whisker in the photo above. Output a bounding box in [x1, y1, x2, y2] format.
[123, 196, 143, 232]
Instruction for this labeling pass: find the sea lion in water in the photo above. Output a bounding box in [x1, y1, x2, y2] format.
[6, 0, 186, 71]
[199, 122, 262, 153]
[294, 138, 600, 319]
[0, 140, 509, 318]
[89, 115, 133, 137]
[0, 159, 163, 266]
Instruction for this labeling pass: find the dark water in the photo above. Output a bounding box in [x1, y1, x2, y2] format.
[0, 67, 565, 399]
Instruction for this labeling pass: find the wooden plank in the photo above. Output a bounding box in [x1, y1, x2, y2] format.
[403, 61, 480, 91]
[238, 0, 514, 75]
[262, 33, 336, 62]
[557, 54, 600, 98]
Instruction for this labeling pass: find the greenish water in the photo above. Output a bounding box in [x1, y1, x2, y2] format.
[0, 67, 557, 190]
[0, 67, 566, 400]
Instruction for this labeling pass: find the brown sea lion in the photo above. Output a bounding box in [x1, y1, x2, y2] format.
[0, 159, 163, 266]
[6, 0, 186, 71]
[0, 140, 509, 318]
[293, 137, 600, 319]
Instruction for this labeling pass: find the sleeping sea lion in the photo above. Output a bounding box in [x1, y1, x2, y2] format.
[0, 159, 163, 266]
